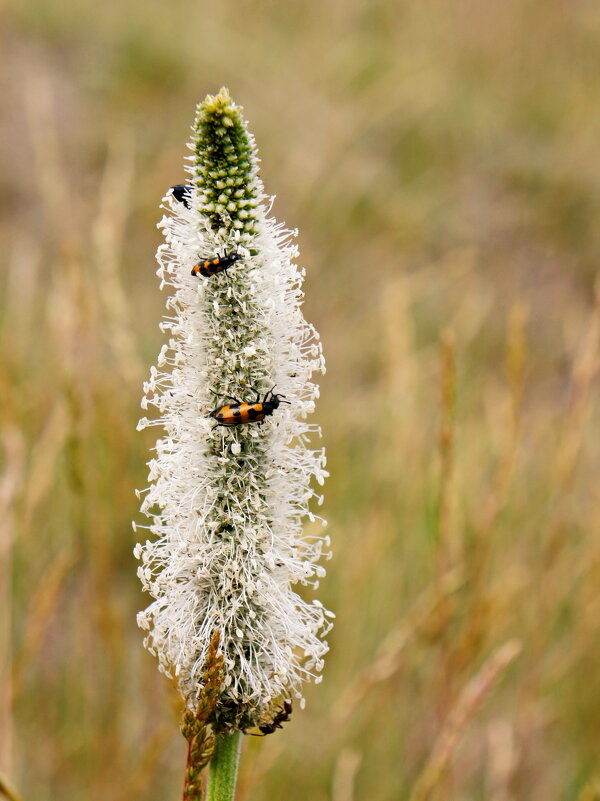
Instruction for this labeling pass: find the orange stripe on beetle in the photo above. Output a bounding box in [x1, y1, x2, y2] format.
[212, 403, 266, 425]
[191, 251, 242, 278]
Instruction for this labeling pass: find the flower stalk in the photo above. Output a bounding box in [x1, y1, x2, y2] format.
[207, 733, 242, 801]
[135, 87, 332, 797]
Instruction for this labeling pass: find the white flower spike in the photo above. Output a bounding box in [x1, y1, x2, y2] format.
[135, 88, 332, 734]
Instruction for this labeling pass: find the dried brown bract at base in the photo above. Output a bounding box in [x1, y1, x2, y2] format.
[181, 630, 224, 801]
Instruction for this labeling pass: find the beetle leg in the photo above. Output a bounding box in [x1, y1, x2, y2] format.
[245, 385, 261, 402]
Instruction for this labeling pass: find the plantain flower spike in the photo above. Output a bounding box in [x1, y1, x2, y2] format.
[135, 88, 332, 734]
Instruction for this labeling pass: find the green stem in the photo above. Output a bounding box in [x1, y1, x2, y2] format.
[206, 732, 242, 801]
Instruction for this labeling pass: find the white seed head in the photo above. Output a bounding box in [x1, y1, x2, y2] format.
[135, 89, 331, 731]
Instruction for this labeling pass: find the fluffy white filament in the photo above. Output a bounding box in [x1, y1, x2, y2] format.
[134, 102, 332, 726]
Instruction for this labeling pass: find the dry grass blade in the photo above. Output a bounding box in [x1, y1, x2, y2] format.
[113, 725, 174, 801]
[479, 302, 528, 533]
[92, 133, 142, 382]
[20, 400, 70, 531]
[331, 748, 362, 801]
[577, 781, 600, 801]
[11, 552, 77, 699]
[437, 328, 457, 577]
[332, 570, 463, 725]
[554, 281, 600, 492]
[0, 773, 24, 801]
[408, 640, 522, 801]
[0, 429, 25, 776]
[486, 719, 517, 801]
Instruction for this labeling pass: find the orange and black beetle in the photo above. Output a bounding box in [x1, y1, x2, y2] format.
[192, 251, 242, 278]
[209, 389, 290, 427]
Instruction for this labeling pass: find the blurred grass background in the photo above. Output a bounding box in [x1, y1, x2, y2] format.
[2, 0, 600, 799]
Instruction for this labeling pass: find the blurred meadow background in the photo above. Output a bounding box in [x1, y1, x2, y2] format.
[2, 0, 600, 799]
